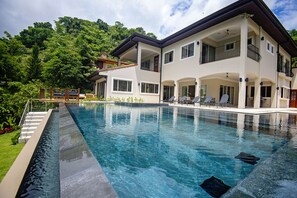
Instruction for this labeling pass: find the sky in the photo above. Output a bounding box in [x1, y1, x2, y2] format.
[0, 0, 297, 39]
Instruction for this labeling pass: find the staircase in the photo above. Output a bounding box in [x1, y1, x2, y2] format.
[18, 112, 47, 143]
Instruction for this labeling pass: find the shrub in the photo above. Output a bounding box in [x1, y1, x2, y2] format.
[11, 132, 20, 145]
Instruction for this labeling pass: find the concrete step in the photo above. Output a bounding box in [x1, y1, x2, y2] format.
[20, 131, 34, 136]
[27, 112, 47, 116]
[24, 119, 43, 124]
[25, 115, 46, 120]
[23, 122, 40, 127]
[21, 126, 38, 131]
[18, 136, 31, 143]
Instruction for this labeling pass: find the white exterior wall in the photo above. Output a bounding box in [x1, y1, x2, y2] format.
[98, 15, 294, 107]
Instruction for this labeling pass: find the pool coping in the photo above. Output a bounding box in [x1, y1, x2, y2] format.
[223, 134, 297, 197]
[0, 109, 53, 198]
[59, 103, 117, 198]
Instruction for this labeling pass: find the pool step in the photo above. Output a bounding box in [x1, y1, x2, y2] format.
[18, 112, 47, 143]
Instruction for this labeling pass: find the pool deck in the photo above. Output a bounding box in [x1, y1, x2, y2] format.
[59, 104, 117, 198]
[169, 103, 297, 115]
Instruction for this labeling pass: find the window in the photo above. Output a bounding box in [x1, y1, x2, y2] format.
[141, 60, 150, 70]
[251, 86, 255, 97]
[248, 38, 253, 45]
[225, 42, 235, 51]
[141, 82, 159, 94]
[200, 85, 207, 100]
[281, 87, 290, 99]
[261, 86, 271, 97]
[202, 44, 215, 63]
[266, 41, 274, 55]
[164, 50, 174, 64]
[181, 42, 194, 59]
[113, 79, 132, 92]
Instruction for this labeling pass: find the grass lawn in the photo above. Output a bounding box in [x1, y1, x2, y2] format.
[0, 130, 25, 182]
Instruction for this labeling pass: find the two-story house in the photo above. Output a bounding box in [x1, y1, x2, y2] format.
[91, 0, 297, 108]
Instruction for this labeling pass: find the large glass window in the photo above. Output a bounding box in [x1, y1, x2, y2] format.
[113, 79, 132, 92]
[141, 60, 150, 70]
[181, 43, 194, 59]
[141, 82, 159, 94]
[225, 42, 235, 51]
[164, 51, 174, 64]
[202, 44, 215, 63]
[200, 85, 207, 100]
[261, 86, 271, 97]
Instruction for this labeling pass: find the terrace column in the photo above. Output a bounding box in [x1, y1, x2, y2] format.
[195, 78, 201, 98]
[253, 78, 261, 108]
[238, 15, 248, 109]
[174, 81, 178, 101]
[137, 44, 142, 66]
[271, 84, 278, 108]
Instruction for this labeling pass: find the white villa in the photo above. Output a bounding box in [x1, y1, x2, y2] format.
[90, 0, 297, 109]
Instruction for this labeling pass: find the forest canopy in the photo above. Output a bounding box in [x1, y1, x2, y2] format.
[0, 17, 157, 126]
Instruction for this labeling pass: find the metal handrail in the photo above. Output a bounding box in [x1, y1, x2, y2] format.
[18, 99, 31, 126]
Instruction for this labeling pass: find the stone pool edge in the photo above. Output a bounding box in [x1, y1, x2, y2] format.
[59, 103, 117, 198]
[223, 134, 297, 198]
[0, 109, 53, 198]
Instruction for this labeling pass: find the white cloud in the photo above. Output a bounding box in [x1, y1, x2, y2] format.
[0, 0, 296, 39]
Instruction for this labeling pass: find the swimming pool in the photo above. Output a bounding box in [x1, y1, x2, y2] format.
[68, 104, 294, 197]
[17, 112, 60, 197]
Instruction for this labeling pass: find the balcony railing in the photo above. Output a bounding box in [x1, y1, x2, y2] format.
[278, 63, 292, 77]
[247, 44, 261, 62]
[200, 42, 261, 64]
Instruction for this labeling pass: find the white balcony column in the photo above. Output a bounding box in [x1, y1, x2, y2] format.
[195, 78, 201, 98]
[137, 44, 142, 66]
[238, 78, 246, 108]
[271, 84, 278, 108]
[253, 78, 261, 108]
[238, 15, 249, 109]
[240, 14, 248, 60]
[174, 81, 178, 101]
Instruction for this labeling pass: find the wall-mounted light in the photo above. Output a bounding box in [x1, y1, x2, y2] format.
[174, 84, 176, 87]
[138, 83, 140, 86]
[195, 81, 197, 85]
[197, 41, 200, 45]
[260, 82, 263, 86]
[239, 78, 242, 82]
[276, 87, 279, 90]
[261, 36, 264, 41]
[245, 78, 249, 82]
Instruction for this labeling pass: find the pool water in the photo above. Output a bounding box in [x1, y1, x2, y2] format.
[68, 104, 292, 197]
[17, 112, 60, 197]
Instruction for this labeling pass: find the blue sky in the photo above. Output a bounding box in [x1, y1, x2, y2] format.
[0, 0, 296, 39]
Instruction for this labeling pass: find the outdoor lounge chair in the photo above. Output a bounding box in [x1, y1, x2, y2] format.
[179, 96, 188, 104]
[216, 94, 229, 107]
[168, 96, 175, 103]
[192, 96, 200, 104]
[200, 96, 213, 106]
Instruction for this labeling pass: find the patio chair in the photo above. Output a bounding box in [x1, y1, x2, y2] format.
[192, 96, 200, 105]
[216, 94, 229, 107]
[168, 96, 175, 103]
[179, 96, 188, 104]
[200, 96, 213, 106]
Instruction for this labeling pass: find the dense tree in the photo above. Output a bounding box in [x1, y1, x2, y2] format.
[26, 44, 42, 82]
[289, 29, 297, 68]
[19, 22, 54, 49]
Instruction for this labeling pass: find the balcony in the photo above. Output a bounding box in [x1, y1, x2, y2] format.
[201, 42, 261, 64]
[247, 44, 261, 62]
[278, 63, 292, 77]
